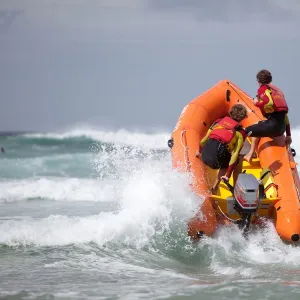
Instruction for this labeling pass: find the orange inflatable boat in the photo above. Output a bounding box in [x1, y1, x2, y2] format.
[169, 80, 300, 243]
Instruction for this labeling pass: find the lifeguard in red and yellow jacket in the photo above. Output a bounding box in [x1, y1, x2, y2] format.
[244, 70, 292, 162]
[197, 104, 247, 193]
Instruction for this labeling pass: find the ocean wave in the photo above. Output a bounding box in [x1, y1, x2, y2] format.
[0, 177, 117, 202]
[20, 128, 171, 150]
[0, 166, 198, 246]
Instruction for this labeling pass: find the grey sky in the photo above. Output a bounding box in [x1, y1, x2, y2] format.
[1, 0, 300, 132]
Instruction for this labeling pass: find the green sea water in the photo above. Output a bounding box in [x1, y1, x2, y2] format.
[0, 129, 300, 300]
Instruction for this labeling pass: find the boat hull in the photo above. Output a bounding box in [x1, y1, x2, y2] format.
[170, 80, 300, 243]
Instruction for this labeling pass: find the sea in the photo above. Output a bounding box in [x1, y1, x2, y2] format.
[1, 128, 300, 300]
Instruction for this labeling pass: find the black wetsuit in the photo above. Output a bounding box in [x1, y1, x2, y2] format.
[201, 139, 231, 169]
[245, 111, 286, 138]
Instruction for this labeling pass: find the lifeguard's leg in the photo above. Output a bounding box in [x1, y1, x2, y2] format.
[233, 156, 243, 185]
[244, 137, 260, 163]
[211, 168, 227, 194]
[244, 117, 284, 163]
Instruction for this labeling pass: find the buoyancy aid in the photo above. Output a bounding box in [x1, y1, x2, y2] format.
[258, 84, 288, 114]
[208, 116, 241, 144]
[268, 84, 288, 113]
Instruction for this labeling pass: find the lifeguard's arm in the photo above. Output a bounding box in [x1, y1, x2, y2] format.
[199, 128, 212, 152]
[225, 131, 245, 178]
[285, 114, 291, 136]
[254, 89, 272, 109]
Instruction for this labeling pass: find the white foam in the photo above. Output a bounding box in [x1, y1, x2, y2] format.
[0, 161, 198, 247]
[289, 126, 300, 163]
[0, 177, 117, 202]
[198, 222, 300, 278]
[24, 127, 171, 150]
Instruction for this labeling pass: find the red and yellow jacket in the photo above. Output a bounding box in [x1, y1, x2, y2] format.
[199, 117, 247, 178]
[255, 84, 291, 136]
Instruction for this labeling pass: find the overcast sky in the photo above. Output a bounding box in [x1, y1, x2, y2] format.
[1, 0, 300, 132]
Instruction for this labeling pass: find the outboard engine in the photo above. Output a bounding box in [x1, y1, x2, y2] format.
[223, 173, 264, 234]
[233, 173, 264, 233]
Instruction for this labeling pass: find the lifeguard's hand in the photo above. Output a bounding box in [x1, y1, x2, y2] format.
[252, 98, 258, 105]
[195, 151, 200, 158]
[221, 175, 229, 182]
[285, 136, 292, 145]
